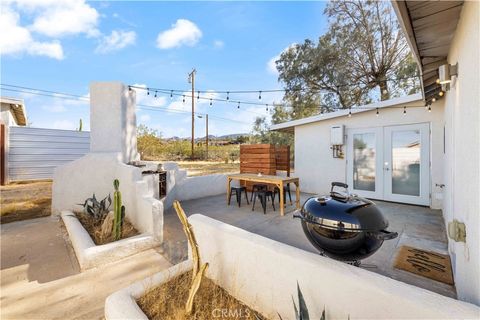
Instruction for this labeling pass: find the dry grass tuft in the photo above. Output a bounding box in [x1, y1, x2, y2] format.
[75, 211, 139, 245]
[138, 271, 267, 320]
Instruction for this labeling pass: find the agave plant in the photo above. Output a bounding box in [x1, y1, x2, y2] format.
[278, 282, 326, 320]
[78, 193, 111, 219]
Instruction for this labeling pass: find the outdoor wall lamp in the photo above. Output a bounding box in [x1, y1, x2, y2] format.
[437, 63, 458, 85]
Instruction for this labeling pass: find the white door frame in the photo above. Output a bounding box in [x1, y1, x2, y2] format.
[383, 123, 430, 206]
[347, 123, 431, 206]
[346, 127, 384, 200]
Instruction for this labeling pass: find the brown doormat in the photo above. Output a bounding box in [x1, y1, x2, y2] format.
[394, 246, 454, 285]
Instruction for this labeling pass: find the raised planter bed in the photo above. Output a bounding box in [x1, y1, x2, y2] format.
[61, 210, 159, 270]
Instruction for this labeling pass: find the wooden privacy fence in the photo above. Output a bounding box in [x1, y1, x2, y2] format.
[239, 144, 290, 190]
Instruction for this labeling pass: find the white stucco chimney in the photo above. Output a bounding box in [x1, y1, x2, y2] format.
[89, 82, 139, 163]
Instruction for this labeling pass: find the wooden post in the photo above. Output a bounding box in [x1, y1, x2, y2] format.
[206, 114, 208, 160]
[188, 69, 196, 160]
[0, 124, 5, 186]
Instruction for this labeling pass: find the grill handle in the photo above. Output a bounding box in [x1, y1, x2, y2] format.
[374, 230, 398, 241]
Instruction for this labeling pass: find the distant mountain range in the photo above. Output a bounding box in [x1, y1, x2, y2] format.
[165, 133, 250, 141]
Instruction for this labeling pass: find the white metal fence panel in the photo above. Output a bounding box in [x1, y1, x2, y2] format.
[8, 127, 90, 181]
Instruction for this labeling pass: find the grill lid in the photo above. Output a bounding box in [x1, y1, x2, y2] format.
[301, 194, 388, 232]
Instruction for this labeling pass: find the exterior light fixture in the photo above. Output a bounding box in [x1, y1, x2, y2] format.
[403, 106, 406, 115]
[438, 63, 458, 84]
[376, 108, 379, 116]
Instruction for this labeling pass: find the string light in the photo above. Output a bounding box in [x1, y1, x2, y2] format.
[376, 108, 379, 116]
[403, 106, 406, 115]
[432, 97, 436, 102]
[170, 90, 173, 99]
[226, 91, 229, 100]
[147, 89, 150, 96]
[209, 99, 212, 106]
[266, 104, 269, 111]
[258, 91, 262, 100]
[182, 95, 185, 103]
[197, 91, 200, 100]
[439, 91, 444, 97]
[428, 105, 432, 112]
[154, 91, 157, 98]
[348, 109, 352, 117]
[128, 86, 132, 91]
[237, 101, 240, 109]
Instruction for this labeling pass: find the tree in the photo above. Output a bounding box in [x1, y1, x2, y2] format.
[137, 125, 163, 159]
[276, 0, 419, 110]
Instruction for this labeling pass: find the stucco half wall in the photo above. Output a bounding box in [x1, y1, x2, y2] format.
[288, 97, 444, 209]
[189, 214, 480, 319]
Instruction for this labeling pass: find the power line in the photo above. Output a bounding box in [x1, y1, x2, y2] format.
[0, 85, 252, 125]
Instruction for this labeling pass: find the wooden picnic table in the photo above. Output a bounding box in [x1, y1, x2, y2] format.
[226, 173, 300, 216]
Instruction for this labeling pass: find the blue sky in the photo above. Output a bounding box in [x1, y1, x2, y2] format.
[1, 1, 328, 137]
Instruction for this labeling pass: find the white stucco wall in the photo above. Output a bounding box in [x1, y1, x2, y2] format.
[294, 97, 445, 209]
[442, 1, 480, 305]
[188, 214, 480, 319]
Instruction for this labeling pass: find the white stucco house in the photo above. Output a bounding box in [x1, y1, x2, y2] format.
[271, 0, 479, 306]
[0, 97, 27, 127]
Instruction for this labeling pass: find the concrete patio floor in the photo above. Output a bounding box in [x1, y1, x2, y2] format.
[163, 193, 456, 299]
[0, 216, 171, 320]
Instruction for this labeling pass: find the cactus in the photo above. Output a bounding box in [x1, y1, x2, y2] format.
[78, 118, 83, 131]
[113, 179, 122, 240]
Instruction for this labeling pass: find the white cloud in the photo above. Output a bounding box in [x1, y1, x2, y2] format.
[139, 114, 151, 122]
[267, 43, 297, 75]
[95, 30, 136, 54]
[53, 120, 76, 130]
[29, 0, 100, 38]
[132, 84, 167, 107]
[213, 40, 224, 49]
[0, 7, 64, 59]
[42, 104, 66, 113]
[156, 19, 202, 49]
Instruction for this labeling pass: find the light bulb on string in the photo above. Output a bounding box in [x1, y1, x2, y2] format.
[197, 91, 200, 101]
[376, 108, 379, 117]
[154, 91, 157, 98]
[147, 89, 150, 96]
[432, 97, 436, 102]
[428, 105, 432, 112]
[170, 90, 173, 99]
[439, 91, 444, 97]
[209, 99, 212, 107]
[128, 86, 132, 92]
[182, 95, 185, 104]
[259, 91, 262, 100]
[237, 102, 240, 109]
[226, 91, 229, 100]
[348, 109, 352, 117]
[266, 104, 269, 111]
[403, 106, 406, 115]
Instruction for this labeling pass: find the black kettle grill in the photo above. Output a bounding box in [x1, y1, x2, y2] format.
[294, 182, 398, 262]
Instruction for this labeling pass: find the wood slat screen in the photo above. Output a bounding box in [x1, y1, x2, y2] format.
[239, 144, 291, 190]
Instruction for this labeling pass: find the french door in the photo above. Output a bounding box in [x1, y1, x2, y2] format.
[347, 123, 430, 206]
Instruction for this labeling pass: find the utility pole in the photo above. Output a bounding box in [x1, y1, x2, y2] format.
[206, 114, 209, 160]
[188, 68, 196, 160]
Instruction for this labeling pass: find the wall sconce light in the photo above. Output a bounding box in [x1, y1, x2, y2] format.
[438, 63, 458, 84]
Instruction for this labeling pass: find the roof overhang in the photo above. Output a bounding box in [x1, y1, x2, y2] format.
[270, 93, 422, 132]
[1, 97, 27, 126]
[391, 1, 464, 105]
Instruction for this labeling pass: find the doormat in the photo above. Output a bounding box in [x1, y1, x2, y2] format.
[393, 246, 454, 285]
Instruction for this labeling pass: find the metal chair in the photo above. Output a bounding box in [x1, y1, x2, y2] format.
[228, 186, 249, 207]
[274, 184, 292, 206]
[252, 189, 275, 214]
[250, 184, 268, 202]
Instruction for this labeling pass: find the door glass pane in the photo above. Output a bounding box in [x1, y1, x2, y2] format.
[392, 130, 420, 196]
[353, 133, 376, 191]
